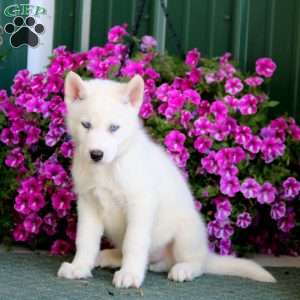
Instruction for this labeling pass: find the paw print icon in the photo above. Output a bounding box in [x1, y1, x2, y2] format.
[4, 16, 44, 48]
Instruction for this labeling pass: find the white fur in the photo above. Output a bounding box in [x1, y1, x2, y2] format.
[57, 72, 276, 288]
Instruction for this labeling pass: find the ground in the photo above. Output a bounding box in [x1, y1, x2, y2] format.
[0, 252, 299, 300]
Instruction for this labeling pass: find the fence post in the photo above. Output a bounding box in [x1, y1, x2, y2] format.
[153, 0, 167, 54]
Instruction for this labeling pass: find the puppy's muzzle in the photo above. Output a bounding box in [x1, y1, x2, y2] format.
[90, 150, 104, 162]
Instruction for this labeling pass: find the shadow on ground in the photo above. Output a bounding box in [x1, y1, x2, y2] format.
[0, 252, 299, 300]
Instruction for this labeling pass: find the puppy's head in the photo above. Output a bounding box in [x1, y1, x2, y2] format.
[64, 71, 144, 164]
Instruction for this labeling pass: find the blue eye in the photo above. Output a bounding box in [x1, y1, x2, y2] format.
[81, 121, 92, 129]
[109, 124, 120, 133]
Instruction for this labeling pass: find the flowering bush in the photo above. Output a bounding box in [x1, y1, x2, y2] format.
[0, 24, 300, 255]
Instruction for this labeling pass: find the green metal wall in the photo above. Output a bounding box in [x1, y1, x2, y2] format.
[0, 0, 299, 120]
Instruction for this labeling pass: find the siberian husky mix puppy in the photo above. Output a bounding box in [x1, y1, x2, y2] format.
[57, 71, 276, 288]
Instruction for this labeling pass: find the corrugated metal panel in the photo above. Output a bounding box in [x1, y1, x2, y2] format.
[0, 0, 28, 90]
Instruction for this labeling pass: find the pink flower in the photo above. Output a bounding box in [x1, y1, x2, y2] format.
[271, 202, 286, 220]
[261, 137, 285, 163]
[215, 198, 232, 220]
[236, 212, 252, 228]
[256, 58, 277, 78]
[235, 125, 252, 145]
[180, 110, 192, 129]
[257, 182, 277, 204]
[240, 178, 260, 199]
[243, 135, 262, 154]
[210, 100, 228, 120]
[23, 213, 43, 234]
[183, 89, 201, 105]
[282, 177, 300, 200]
[225, 77, 243, 95]
[51, 240, 73, 256]
[220, 176, 240, 197]
[244, 76, 264, 87]
[13, 224, 29, 241]
[28, 193, 45, 212]
[201, 151, 219, 174]
[43, 213, 58, 236]
[185, 48, 200, 68]
[5, 148, 24, 168]
[51, 189, 76, 215]
[239, 94, 258, 115]
[108, 25, 127, 43]
[141, 35, 157, 52]
[278, 210, 296, 233]
[164, 130, 186, 153]
[194, 136, 213, 154]
[60, 141, 74, 158]
[219, 238, 232, 255]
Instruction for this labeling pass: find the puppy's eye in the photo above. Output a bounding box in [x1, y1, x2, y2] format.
[81, 121, 92, 129]
[109, 124, 120, 133]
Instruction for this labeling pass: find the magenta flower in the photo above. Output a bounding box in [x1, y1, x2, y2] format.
[215, 198, 232, 220]
[224, 95, 238, 111]
[219, 239, 232, 255]
[139, 102, 154, 119]
[23, 214, 43, 234]
[164, 130, 186, 153]
[193, 117, 212, 136]
[51, 188, 75, 214]
[261, 137, 285, 163]
[167, 89, 185, 110]
[5, 148, 24, 168]
[218, 164, 239, 178]
[270, 201, 286, 220]
[108, 25, 127, 43]
[194, 136, 213, 154]
[239, 94, 258, 115]
[183, 89, 201, 105]
[235, 125, 252, 145]
[282, 177, 300, 200]
[185, 48, 200, 68]
[43, 213, 58, 236]
[244, 76, 264, 87]
[201, 151, 219, 174]
[225, 77, 243, 95]
[141, 35, 157, 51]
[60, 141, 74, 158]
[289, 123, 300, 141]
[0, 128, 19, 145]
[257, 182, 277, 204]
[240, 178, 260, 199]
[256, 58, 277, 78]
[220, 176, 240, 197]
[14, 193, 31, 215]
[215, 221, 234, 239]
[180, 110, 192, 129]
[210, 100, 228, 120]
[51, 240, 72, 256]
[169, 147, 190, 169]
[243, 135, 262, 154]
[13, 224, 29, 242]
[25, 126, 41, 145]
[28, 193, 45, 212]
[278, 210, 296, 233]
[236, 212, 252, 228]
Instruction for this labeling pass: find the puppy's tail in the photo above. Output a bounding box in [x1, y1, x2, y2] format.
[204, 253, 276, 283]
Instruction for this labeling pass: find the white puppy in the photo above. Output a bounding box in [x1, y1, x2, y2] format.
[57, 71, 276, 288]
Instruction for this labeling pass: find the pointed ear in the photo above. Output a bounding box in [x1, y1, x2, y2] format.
[126, 75, 144, 111]
[64, 71, 87, 105]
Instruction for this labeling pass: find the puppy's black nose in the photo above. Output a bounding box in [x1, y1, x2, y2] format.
[90, 150, 104, 162]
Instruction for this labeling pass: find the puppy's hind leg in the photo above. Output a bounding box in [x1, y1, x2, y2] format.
[95, 249, 122, 269]
[168, 214, 208, 282]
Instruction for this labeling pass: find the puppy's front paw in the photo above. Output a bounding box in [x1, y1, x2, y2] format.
[113, 268, 144, 288]
[57, 262, 92, 280]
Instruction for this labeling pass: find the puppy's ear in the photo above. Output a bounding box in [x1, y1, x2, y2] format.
[126, 75, 144, 111]
[64, 71, 87, 105]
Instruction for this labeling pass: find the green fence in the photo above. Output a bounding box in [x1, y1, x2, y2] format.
[0, 0, 299, 120]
